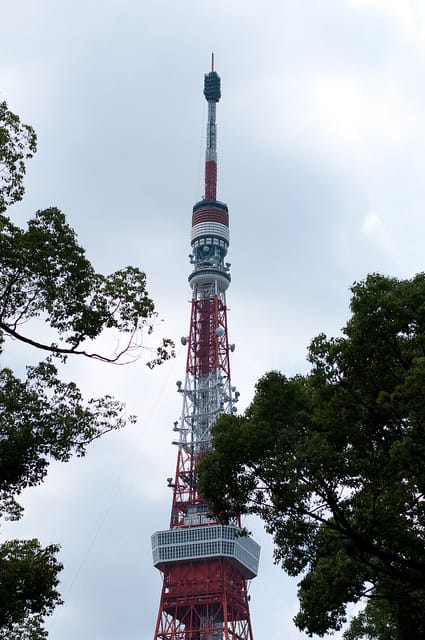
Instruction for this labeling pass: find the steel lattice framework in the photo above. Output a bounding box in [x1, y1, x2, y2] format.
[152, 58, 260, 640]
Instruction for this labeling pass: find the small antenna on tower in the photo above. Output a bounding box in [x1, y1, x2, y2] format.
[211, 52, 214, 72]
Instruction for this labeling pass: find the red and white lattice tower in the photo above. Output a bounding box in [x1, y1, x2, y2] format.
[151, 58, 260, 640]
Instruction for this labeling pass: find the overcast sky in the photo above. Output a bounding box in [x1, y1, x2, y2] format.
[2, 1, 425, 639]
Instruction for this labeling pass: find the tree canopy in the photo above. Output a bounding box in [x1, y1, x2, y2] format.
[198, 273, 425, 639]
[0, 99, 174, 636]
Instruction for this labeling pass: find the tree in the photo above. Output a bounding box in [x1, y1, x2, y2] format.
[0, 100, 174, 636]
[198, 273, 425, 639]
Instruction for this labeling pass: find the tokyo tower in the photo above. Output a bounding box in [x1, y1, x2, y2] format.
[151, 58, 260, 640]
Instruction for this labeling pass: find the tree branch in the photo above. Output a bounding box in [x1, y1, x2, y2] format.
[0, 320, 138, 364]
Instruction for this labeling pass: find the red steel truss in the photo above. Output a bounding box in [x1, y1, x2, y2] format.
[186, 295, 230, 379]
[170, 293, 230, 529]
[153, 560, 254, 640]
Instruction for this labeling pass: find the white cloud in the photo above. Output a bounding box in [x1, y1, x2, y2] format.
[229, 66, 424, 181]
[361, 212, 396, 255]
[312, 74, 397, 145]
[306, 69, 425, 164]
[347, 0, 425, 52]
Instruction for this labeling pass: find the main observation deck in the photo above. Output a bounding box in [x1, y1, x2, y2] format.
[152, 524, 260, 580]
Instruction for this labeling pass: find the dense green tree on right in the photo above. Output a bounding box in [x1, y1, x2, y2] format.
[198, 273, 425, 639]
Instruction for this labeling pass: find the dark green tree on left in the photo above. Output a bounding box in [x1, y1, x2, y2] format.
[0, 100, 174, 639]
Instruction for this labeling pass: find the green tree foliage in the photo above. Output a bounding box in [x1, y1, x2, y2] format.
[343, 596, 398, 640]
[198, 273, 425, 639]
[0, 100, 37, 214]
[0, 539, 61, 639]
[0, 100, 174, 637]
